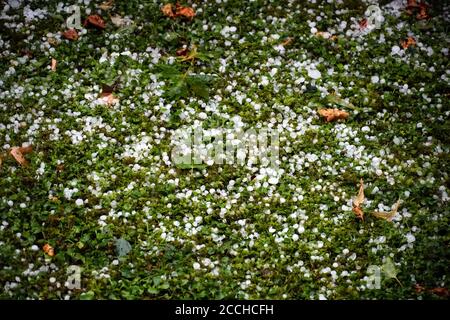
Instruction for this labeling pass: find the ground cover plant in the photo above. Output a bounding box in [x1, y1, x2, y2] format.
[0, 0, 449, 299]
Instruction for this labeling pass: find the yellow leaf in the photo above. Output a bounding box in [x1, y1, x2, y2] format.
[373, 199, 402, 222]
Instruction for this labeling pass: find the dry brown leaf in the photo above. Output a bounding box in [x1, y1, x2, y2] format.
[318, 108, 349, 122]
[47, 37, 58, 46]
[429, 287, 449, 297]
[401, 36, 416, 49]
[281, 37, 294, 46]
[372, 199, 402, 222]
[98, 0, 114, 10]
[10, 145, 32, 166]
[62, 28, 79, 41]
[416, 3, 430, 20]
[353, 178, 365, 208]
[352, 206, 364, 221]
[162, 3, 195, 19]
[51, 58, 57, 72]
[315, 31, 333, 39]
[100, 92, 119, 106]
[162, 3, 176, 18]
[43, 244, 55, 257]
[175, 4, 195, 19]
[84, 15, 106, 29]
[110, 14, 125, 27]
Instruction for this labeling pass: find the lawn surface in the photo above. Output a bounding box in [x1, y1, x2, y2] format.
[0, 0, 449, 299]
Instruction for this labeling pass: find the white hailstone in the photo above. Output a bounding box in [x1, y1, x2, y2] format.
[75, 199, 84, 206]
[112, 259, 119, 266]
[317, 241, 324, 248]
[31, 245, 39, 251]
[361, 126, 370, 132]
[391, 45, 401, 55]
[298, 225, 305, 233]
[7, 200, 13, 206]
[310, 27, 318, 34]
[268, 177, 279, 185]
[393, 137, 402, 145]
[342, 248, 349, 255]
[406, 233, 416, 243]
[308, 69, 321, 79]
[371, 75, 379, 84]
[49, 277, 56, 284]
[193, 262, 201, 270]
[318, 294, 327, 300]
[292, 234, 299, 241]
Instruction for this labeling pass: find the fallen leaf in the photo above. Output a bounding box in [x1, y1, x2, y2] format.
[318, 108, 349, 122]
[43, 244, 55, 257]
[47, 37, 58, 46]
[62, 28, 79, 41]
[10, 145, 32, 166]
[372, 199, 402, 222]
[51, 58, 57, 72]
[315, 31, 333, 39]
[84, 15, 106, 29]
[401, 36, 416, 49]
[406, 0, 419, 9]
[161, 3, 176, 18]
[162, 3, 195, 19]
[98, 0, 114, 10]
[414, 283, 426, 293]
[353, 178, 365, 208]
[110, 14, 125, 27]
[179, 45, 199, 63]
[56, 164, 65, 172]
[352, 206, 364, 221]
[416, 3, 430, 20]
[175, 3, 195, 19]
[281, 37, 294, 46]
[100, 92, 119, 106]
[176, 47, 189, 56]
[382, 257, 402, 286]
[429, 287, 449, 297]
[115, 238, 132, 257]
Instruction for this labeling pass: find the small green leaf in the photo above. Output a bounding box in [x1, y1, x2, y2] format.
[115, 238, 132, 257]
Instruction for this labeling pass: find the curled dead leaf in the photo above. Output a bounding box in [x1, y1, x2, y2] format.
[416, 3, 430, 20]
[429, 287, 449, 297]
[161, 3, 176, 18]
[372, 199, 402, 222]
[62, 28, 79, 41]
[179, 45, 198, 63]
[47, 37, 58, 46]
[84, 15, 106, 29]
[353, 179, 365, 208]
[281, 37, 294, 46]
[51, 58, 57, 72]
[401, 36, 416, 49]
[162, 3, 195, 20]
[318, 108, 349, 122]
[100, 92, 119, 106]
[110, 14, 125, 27]
[10, 145, 32, 166]
[98, 0, 114, 10]
[175, 4, 195, 19]
[352, 206, 364, 221]
[43, 244, 55, 257]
